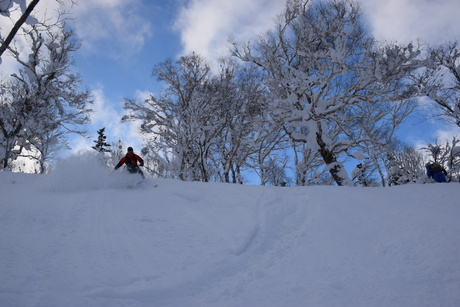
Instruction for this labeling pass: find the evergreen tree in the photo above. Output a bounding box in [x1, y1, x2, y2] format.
[92, 128, 111, 153]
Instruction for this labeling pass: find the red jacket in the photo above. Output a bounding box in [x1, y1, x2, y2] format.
[115, 152, 144, 169]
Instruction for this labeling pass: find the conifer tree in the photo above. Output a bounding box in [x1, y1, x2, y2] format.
[92, 128, 111, 153]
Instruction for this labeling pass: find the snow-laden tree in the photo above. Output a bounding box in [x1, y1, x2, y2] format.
[351, 162, 379, 187]
[0, 77, 38, 169]
[385, 141, 425, 186]
[290, 142, 327, 185]
[124, 54, 284, 183]
[450, 139, 460, 182]
[123, 53, 215, 181]
[0, 75, 65, 172]
[0, 22, 92, 171]
[262, 154, 292, 186]
[209, 58, 287, 184]
[412, 41, 460, 127]
[0, 0, 77, 61]
[232, 0, 422, 186]
[446, 137, 460, 182]
[0, 0, 40, 60]
[423, 137, 460, 182]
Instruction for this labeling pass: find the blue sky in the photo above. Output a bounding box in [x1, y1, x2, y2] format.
[2, 0, 460, 156]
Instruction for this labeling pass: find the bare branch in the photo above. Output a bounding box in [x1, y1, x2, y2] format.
[0, 0, 40, 58]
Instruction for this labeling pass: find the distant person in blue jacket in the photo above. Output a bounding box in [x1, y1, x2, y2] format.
[425, 162, 447, 183]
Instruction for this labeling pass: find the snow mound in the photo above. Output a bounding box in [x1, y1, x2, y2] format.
[1, 172, 459, 307]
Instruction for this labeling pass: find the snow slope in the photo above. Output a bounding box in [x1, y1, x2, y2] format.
[1, 157, 459, 307]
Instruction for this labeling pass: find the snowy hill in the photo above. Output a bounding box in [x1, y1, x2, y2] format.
[1, 157, 460, 307]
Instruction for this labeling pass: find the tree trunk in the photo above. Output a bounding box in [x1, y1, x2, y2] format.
[316, 132, 350, 186]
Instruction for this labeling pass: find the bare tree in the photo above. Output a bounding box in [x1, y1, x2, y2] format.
[385, 141, 425, 186]
[211, 58, 287, 184]
[351, 162, 379, 187]
[412, 41, 460, 127]
[423, 137, 460, 182]
[262, 154, 292, 186]
[123, 53, 214, 181]
[0, 77, 39, 169]
[447, 137, 460, 182]
[0, 0, 40, 59]
[0, 0, 77, 60]
[0, 21, 92, 171]
[124, 54, 285, 184]
[233, 0, 421, 186]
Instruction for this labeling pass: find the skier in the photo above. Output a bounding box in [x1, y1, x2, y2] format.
[425, 162, 447, 183]
[114, 147, 145, 178]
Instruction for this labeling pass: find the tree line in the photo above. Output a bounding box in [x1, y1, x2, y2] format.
[1, 0, 459, 185]
[121, 0, 460, 185]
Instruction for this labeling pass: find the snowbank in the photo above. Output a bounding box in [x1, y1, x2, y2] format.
[1, 155, 459, 307]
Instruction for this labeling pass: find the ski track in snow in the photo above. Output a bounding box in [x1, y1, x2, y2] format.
[0, 171, 459, 307]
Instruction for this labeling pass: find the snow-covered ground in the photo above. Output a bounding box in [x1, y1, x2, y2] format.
[1, 156, 459, 307]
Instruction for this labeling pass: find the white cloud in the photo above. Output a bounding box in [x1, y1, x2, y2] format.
[435, 126, 460, 143]
[66, 0, 152, 58]
[174, 0, 460, 64]
[89, 87, 123, 130]
[174, 0, 285, 62]
[361, 0, 460, 44]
